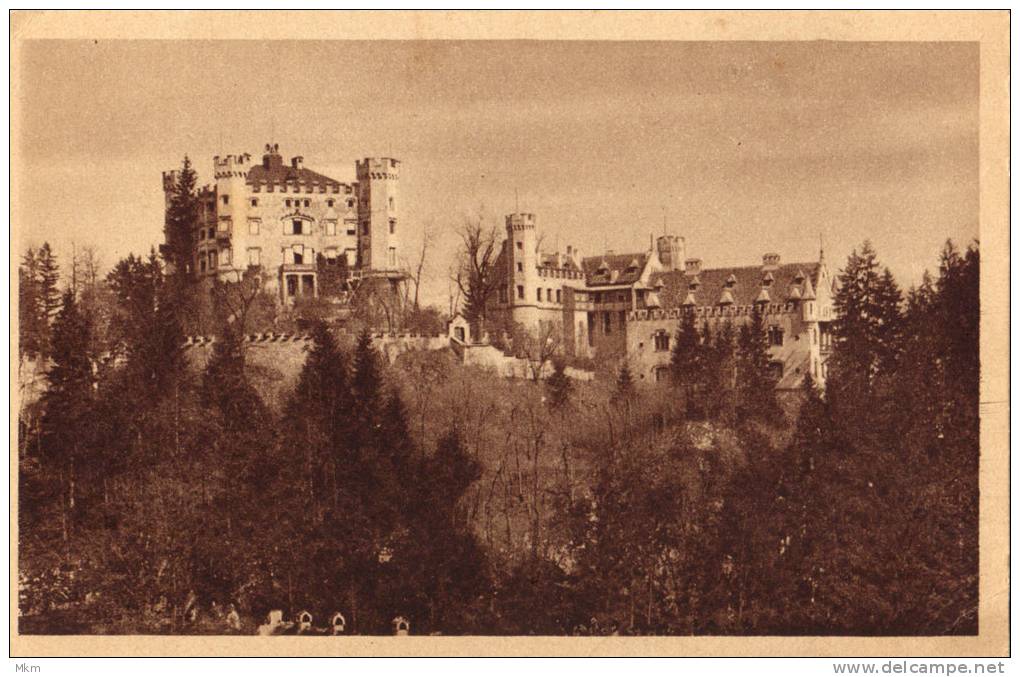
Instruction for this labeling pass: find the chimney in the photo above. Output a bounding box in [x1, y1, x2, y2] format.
[685, 258, 702, 275]
[292, 156, 304, 170]
[762, 253, 781, 270]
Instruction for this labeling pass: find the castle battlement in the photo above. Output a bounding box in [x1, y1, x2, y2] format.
[505, 213, 536, 232]
[628, 302, 797, 323]
[356, 157, 400, 181]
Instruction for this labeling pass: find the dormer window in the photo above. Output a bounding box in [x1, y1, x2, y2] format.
[725, 273, 738, 288]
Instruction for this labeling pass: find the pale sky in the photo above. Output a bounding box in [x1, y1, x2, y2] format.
[14, 40, 978, 306]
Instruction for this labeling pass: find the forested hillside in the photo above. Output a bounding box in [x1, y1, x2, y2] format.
[18, 235, 979, 635]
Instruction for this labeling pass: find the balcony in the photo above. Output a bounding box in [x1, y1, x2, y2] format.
[280, 262, 316, 273]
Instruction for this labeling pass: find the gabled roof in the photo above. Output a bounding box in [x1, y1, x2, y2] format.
[648, 262, 822, 310]
[582, 252, 648, 286]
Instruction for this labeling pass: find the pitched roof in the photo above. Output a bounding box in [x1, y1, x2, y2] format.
[582, 252, 648, 286]
[539, 253, 580, 270]
[648, 262, 821, 310]
[246, 156, 344, 189]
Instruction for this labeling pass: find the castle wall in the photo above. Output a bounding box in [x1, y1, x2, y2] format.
[624, 304, 819, 388]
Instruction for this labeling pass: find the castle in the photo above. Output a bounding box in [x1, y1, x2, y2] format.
[161, 146, 833, 390]
[163, 144, 402, 301]
[486, 213, 835, 388]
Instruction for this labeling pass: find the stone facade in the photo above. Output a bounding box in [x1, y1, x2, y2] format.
[163, 144, 402, 303]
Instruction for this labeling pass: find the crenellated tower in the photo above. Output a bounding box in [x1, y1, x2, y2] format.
[505, 213, 539, 321]
[355, 157, 400, 271]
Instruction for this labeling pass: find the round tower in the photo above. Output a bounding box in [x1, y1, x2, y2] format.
[506, 212, 539, 325]
[212, 151, 252, 276]
[355, 157, 400, 271]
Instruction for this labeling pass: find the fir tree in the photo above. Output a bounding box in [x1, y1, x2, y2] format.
[19, 248, 45, 359]
[163, 157, 199, 280]
[545, 358, 573, 410]
[736, 304, 778, 421]
[670, 309, 704, 417]
[39, 289, 94, 538]
[36, 243, 61, 324]
[351, 329, 384, 455]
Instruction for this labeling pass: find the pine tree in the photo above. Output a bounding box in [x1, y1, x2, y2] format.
[39, 289, 94, 538]
[545, 358, 573, 410]
[163, 157, 199, 280]
[351, 329, 384, 455]
[19, 248, 45, 359]
[707, 320, 737, 422]
[736, 304, 778, 421]
[612, 362, 635, 405]
[670, 309, 704, 417]
[201, 325, 265, 436]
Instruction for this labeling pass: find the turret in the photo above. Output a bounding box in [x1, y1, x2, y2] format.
[211, 151, 252, 275]
[356, 157, 400, 270]
[506, 213, 538, 309]
[656, 234, 685, 271]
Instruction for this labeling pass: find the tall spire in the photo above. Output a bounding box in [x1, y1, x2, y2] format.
[819, 231, 825, 262]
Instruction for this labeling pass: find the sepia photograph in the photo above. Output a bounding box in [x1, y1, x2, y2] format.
[9, 10, 1010, 659]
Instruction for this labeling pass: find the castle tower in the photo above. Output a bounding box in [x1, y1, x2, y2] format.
[656, 234, 686, 271]
[506, 213, 539, 325]
[356, 157, 400, 271]
[212, 150, 253, 276]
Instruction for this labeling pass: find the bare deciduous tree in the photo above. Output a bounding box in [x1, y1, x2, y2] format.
[513, 321, 563, 382]
[453, 212, 502, 336]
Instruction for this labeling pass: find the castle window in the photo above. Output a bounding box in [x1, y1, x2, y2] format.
[248, 248, 261, 267]
[768, 326, 784, 346]
[537, 288, 542, 302]
[199, 258, 207, 273]
[304, 199, 311, 207]
[325, 221, 337, 236]
[653, 330, 670, 352]
[208, 250, 218, 269]
[347, 199, 354, 208]
[517, 262, 523, 272]
[346, 223, 357, 236]
[556, 289, 562, 303]
[548, 288, 553, 303]
[388, 196, 395, 210]
[222, 248, 232, 266]
[517, 285, 524, 300]
[250, 198, 258, 207]
[222, 195, 229, 205]
[327, 199, 334, 208]
[362, 222, 370, 236]
[293, 250, 304, 265]
[290, 219, 305, 235]
[603, 312, 612, 334]
[770, 361, 784, 379]
[248, 220, 260, 236]
[388, 247, 396, 268]
[286, 199, 292, 208]
[516, 241, 523, 251]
